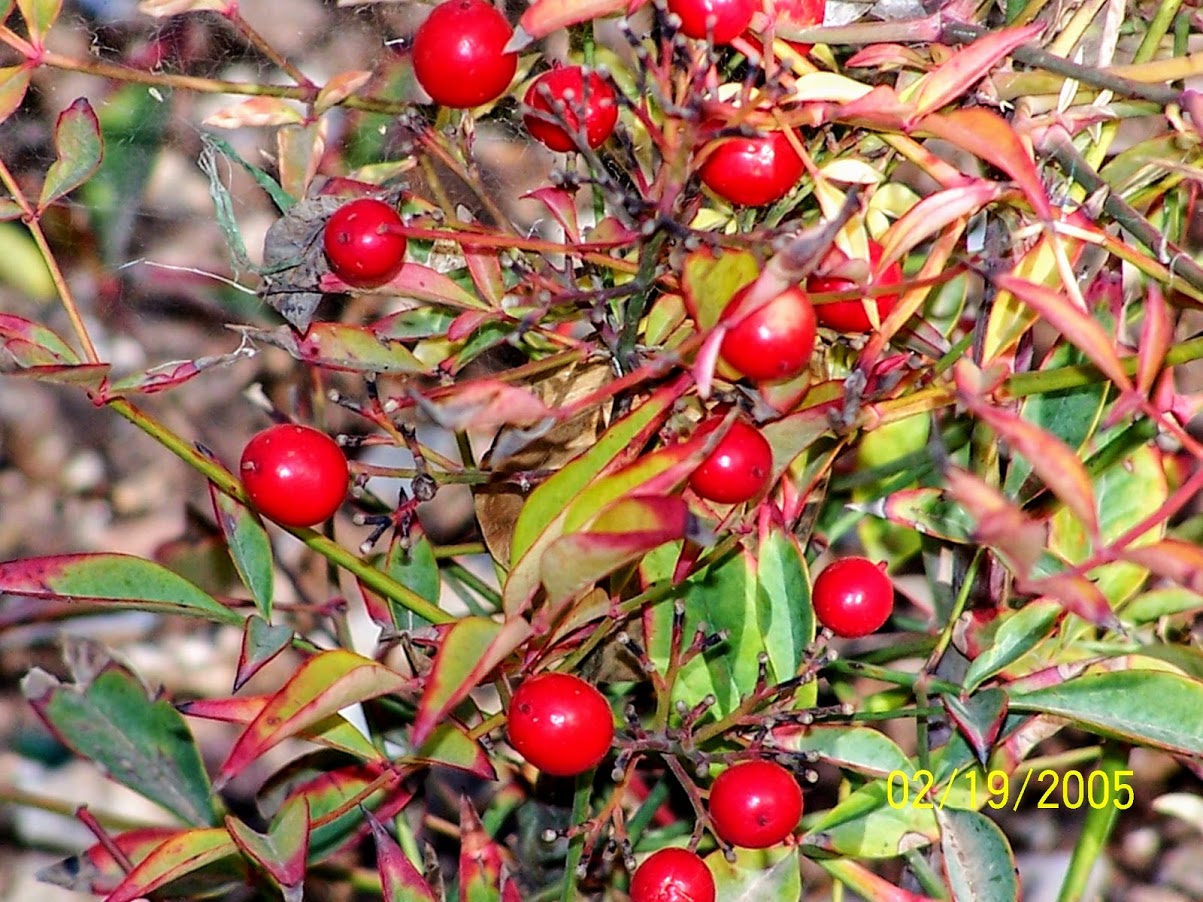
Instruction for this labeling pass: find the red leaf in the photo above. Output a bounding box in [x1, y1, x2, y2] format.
[411, 616, 531, 747]
[39, 828, 185, 896]
[368, 811, 438, 902]
[104, 827, 238, 902]
[944, 468, 1048, 578]
[322, 262, 489, 310]
[521, 186, 580, 241]
[1022, 573, 1119, 629]
[458, 796, 507, 900]
[216, 650, 414, 786]
[909, 23, 1045, 119]
[1136, 283, 1171, 396]
[1121, 539, 1203, 594]
[877, 181, 1004, 271]
[465, 247, 506, 307]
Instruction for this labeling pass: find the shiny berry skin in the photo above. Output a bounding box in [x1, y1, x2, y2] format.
[412, 0, 517, 109]
[630, 848, 716, 902]
[668, 0, 757, 44]
[240, 424, 349, 528]
[698, 129, 804, 207]
[688, 416, 773, 505]
[806, 240, 905, 333]
[523, 66, 618, 152]
[812, 556, 894, 637]
[719, 284, 816, 383]
[708, 760, 803, 849]
[322, 198, 407, 289]
[507, 673, 614, 777]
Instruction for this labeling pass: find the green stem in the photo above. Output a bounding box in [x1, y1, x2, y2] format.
[825, 659, 962, 696]
[559, 771, 596, 902]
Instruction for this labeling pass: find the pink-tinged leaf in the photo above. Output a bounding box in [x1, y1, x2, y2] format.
[501, 874, 523, 902]
[820, 858, 933, 902]
[877, 182, 1003, 271]
[845, 43, 930, 70]
[944, 467, 1047, 578]
[908, 22, 1045, 119]
[519, 0, 634, 40]
[918, 108, 1051, 218]
[0, 312, 80, 363]
[1121, 540, 1203, 594]
[522, 186, 580, 241]
[315, 70, 372, 115]
[1136, 284, 1171, 396]
[17, 0, 61, 40]
[0, 553, 242, 624]
[832, 84, 919, 132]
[38, 828, 187, 896]
[447, 309, 501, 342]
[138, 0, 232, 15]
[234, 323, 431, 375]
[857, 486, 976, 543]
[1023, 572, 1119, 629]
[38, 98, 102, 211]
[277, 120, 324, 202]
[956, 363, 1099, 537]
[409, 720, 497, 779]
[182, 691, 386, 762]
[465, 247, 506, 307]
[368, 811, 438, 902]
[411, 616, 531, 747]
[458, 796, 506, 900]
[0, 65, 32, 125]
[217, 650, 415, 786]
[326, 262, 489, 310]
[104, 827, 239, 902]
[204, 97, 304, 129]
[234, 615, 293, 691]
[504, 376, 688, 615]
[105, 343, 255, 397]
[541, 495, 692, 609]
[989, 272, 1131, 391]
[412, 380, 553, 432]
[226, 796, 309, 897]
[209, 479, 274, 620]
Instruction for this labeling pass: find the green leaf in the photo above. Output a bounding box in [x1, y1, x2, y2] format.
[0, 553, 242, 624]
[226, 795, 309, 898]
[235, 323, 431, 375]
[17, 0, 61, 40]
[705, 846, 801, 900]
[755, 523, 815, 703]
[1122, 587, 1203, 624]
[0, 64, 31, 126]
[38, 98, 102, 211]
[234, 615, 293, 692]
[963, 600, 1061, 692]
[209, 481, 274, 619]
[777, 726, 912, 778]
[802, 780, 938, 858]
[201, 132, 294, 211]
[1010, 670, 1203, 755]
[361, 533, 441, 633]
[937, 806, 1021, 902]
[680, 245, 759, 329]
[22, 641, 217, 827]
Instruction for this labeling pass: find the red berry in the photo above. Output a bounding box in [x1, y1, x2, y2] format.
[412, 0, 517, 109]
[806, 239, 905, 333]
[507, 673, 614, 777]
[630, 848, 716, 902]
[688, 416, 773, 505]
[240, 424, 348, 528]
[719, 284, 816, 383]
[698, 129, 804, 207]
[322, 198, 407, 289]
[708, 760, 803, 849]
[523, 66, 618, 152]
[812, 556, 894, 637]
[766, 0, 825, 55]
[668, 0, 758, 44]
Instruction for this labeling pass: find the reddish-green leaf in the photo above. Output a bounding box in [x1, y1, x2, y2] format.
[226, 796, 309, 900]
[236, 323, 432, 375]
[38, 98, 102, 211]
[411, 616, 530, 747]
[1010, 670, 1203, 755]
[327, 262, 489, 310]
[17, 0, 61, 41]
[1023, 572, 1118, 628]
[936, 806, 1021, 902]
[414, 380, 553, 432]
[409, 720, 496, 779]
[705, 846, 800, 900]
[103, 345, 254, 397]
[0, 553, 242, 624]
[877, 182, 1003, 271]
[943, 689, 1008, 766]
[518, 0, 635, 41]
[962, 600, 1061, 692]
[944, 467, 1047, 577]
[209, 481, 274, 619]
[368, 811, 438, 902]
[235, 615, 293, 692]
[1121, 539, 1203, 594]
[1136, 283, 1171, 397]
[180, 692, 385, 762]
[104, 827, 239, 902]
[681, 245, 759, 330]
[0, 312, 80, 363]
[22, 640, 217, 827]
[458, 796, 506, 902]
[38, 828, 187, 896]
[0, 65, 31, 126]
[217, 650, 415, 786]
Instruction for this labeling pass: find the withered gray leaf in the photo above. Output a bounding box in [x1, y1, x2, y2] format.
[259, 194, 343, 332]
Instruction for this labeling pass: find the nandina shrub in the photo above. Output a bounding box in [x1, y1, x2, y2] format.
[2, 1, 1203, 901]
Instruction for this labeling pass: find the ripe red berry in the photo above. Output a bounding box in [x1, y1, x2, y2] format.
[698, 129, 804, 207]
[688, 415, 773, 505]
[708, 760, 803, 849]
[322, 198, 407, 289]
[412, 0, 517, 109]
[719, 284, 816, 383]
[806, 239, 905, 333]
[766, 0, 825, 55]
[507, 672, 614, 777]
[630, 848, 716, 902]
[523, 66, 618, 152]
[240, 424, 349, 528]
[812, 556, 894, 637]
[668, 0, 758, 44]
